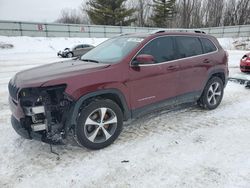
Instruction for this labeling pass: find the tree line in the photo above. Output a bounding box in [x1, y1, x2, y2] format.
[56, 0, 250, 28]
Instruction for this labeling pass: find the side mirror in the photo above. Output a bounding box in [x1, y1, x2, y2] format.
[132, 54, 155, 66]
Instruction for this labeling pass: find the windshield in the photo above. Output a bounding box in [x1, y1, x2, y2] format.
[80, 36, 145, 64]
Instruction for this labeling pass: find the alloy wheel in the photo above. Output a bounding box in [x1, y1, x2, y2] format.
[207, 82, 222, 106]
[83, 107, 118, 143]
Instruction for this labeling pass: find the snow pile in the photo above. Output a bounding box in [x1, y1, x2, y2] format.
[0, 36, 107, 55]
[218, 38, 250, 50]
[233, 38, 250, 50]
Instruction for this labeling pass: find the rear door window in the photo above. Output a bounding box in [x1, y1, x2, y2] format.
[200, 38, 217, 53]
[175, 36, 203, 58]
[138, 37, 177, 63]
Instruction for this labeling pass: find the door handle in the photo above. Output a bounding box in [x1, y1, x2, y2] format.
[203, 59, 210, 64]
[167, 65, 179, 70]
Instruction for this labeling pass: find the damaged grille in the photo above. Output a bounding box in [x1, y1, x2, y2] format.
[8, 81, 19, 100]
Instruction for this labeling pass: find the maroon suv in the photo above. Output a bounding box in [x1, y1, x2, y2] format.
[9, 30, 228, 149]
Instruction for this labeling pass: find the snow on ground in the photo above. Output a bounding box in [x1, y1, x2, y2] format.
[0, 36, 107, 55]
[218, 38, 250, 50]
[0, 36, 250, 188]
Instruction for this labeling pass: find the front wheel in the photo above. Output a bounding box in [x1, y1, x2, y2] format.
[66, 52, 73, 58]
[198, 77, 224, 110]
[75, 99, 123, 150]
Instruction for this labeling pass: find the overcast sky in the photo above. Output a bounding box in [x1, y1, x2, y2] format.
[0, 0, 84, 22]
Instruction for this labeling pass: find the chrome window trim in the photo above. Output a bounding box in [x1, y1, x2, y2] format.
[129, 35, 219, 67]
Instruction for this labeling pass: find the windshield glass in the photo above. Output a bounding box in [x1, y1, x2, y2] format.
[80, 36, 145, 64]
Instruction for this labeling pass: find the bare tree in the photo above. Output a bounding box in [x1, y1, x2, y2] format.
[137, 0, 152, 27]
[223, 0, 237, 26]
[56, 7, 90, 24]
[203, 0, 224, 27]
[189, 1, 204, 28]
[126, 0, 152, 27]
[176, 0, 195, 28]
[56, 9, 82, 24]
[236, 0, 250, 25]
[56, 0, 250, 27]
[223, 0, 250, 26]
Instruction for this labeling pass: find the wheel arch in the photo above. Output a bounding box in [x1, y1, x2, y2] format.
[204, 69, 227, 88]
[209, 72, 226, 86]
[66, 89, 131, 129]
[199, 69, 227, 99]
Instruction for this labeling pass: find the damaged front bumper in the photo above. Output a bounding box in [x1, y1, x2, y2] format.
[11, 115, 42, 141]
[9, 83, 74, 144]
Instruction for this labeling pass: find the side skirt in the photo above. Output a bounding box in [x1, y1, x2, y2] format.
[131, 91, 202, 119]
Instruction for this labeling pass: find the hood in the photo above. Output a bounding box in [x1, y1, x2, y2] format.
[13, 60, 109, 88]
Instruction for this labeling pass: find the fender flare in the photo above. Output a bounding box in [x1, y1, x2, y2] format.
[203, 69, 227, 88]
[66, 89, 131, 129]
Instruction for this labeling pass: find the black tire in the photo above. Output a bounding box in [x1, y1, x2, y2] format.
[66, 52, 73, 58]
[198, 76, 224, 110]
[75, 99, 123, 150]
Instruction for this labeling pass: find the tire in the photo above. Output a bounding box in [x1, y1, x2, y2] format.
[66, 52, 73, 58]
[198, 76, 224, 110]
[75, 99, 123, 150]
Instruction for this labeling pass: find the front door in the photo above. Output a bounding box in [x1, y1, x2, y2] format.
[74, 45, 84, 56]
[127, 36, 179, 111]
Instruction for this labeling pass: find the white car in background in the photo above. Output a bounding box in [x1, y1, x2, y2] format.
[57, 44, 94, 58]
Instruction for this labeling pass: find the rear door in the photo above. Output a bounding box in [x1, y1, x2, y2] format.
[174, 36, 209, 102]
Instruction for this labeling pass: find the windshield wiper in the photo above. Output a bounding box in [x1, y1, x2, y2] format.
[81, 59, 99, 63]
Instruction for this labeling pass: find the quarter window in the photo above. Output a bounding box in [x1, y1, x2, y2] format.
[138, 37, 176, 63]
[175, 36, 203, 58]
[200, 38, 217, 53]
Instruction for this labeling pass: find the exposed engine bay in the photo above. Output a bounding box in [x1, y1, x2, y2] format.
[19, 85, 73, 143]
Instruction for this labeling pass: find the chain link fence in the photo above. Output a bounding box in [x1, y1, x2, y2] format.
[0, 20, 249, 38]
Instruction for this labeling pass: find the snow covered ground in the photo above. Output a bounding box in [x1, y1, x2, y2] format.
[0, 36, 250, 188]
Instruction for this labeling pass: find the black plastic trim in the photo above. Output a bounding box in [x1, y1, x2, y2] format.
[206, 69, 228, 88]
[132, 91, 201, 118]
[67, 89, 131, 128]
[11, 115, 31, 139]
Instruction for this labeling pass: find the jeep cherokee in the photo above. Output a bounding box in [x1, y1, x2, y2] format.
[8, 30, 229, 149]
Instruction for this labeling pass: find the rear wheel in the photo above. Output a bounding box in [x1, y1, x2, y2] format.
[198, 77, 224, 110]
[75, 99, 123, 150]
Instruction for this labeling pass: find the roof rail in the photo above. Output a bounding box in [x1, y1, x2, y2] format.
[150, 29, 206, 34]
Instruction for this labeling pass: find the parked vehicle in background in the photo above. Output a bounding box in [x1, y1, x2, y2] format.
[9, 30, 228, 150]
[240, 52, 250, 72]
[57, 44, 94, 58]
